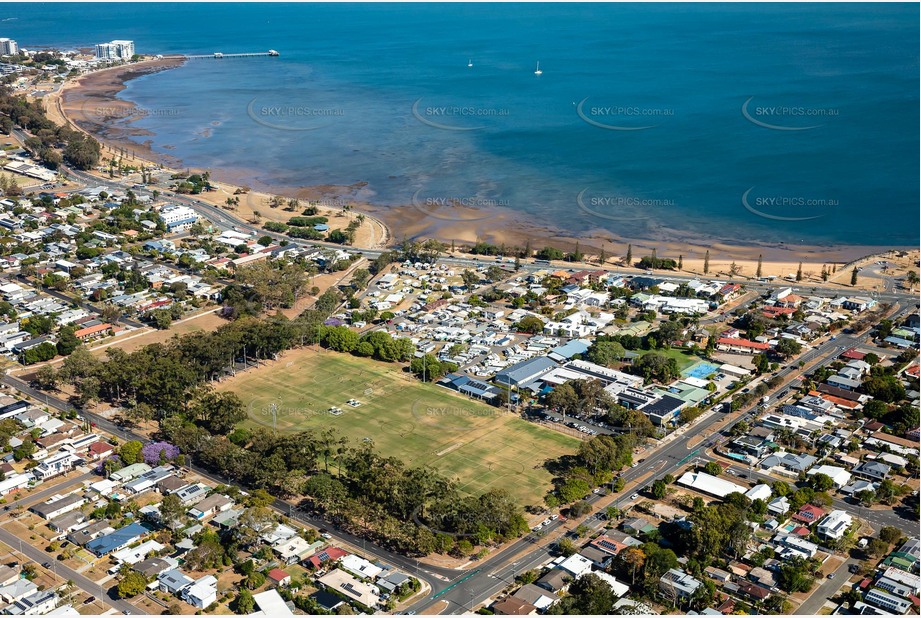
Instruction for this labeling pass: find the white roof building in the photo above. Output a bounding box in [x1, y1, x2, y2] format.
[744, 484, 772, 502]
[807, 465, 852, 488]
[112, 540, 164, 565]
[677, 471, 746, 498]
[556, 553, 593, 578]
[251, 589, 294, 616]
[817, 510, 853, 540]
[340, 554, 383, 579]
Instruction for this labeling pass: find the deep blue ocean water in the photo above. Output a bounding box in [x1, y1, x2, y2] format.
[4, 3, 918, 246]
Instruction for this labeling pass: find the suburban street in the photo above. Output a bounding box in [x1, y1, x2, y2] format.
[0, 525, 142, 615]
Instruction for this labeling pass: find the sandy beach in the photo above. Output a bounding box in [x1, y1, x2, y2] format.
[44, 58, 917, 281]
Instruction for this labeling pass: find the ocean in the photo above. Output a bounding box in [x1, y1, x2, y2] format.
[5, 2, 919, 247]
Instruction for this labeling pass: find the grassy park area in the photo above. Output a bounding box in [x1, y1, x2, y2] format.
[220, 347, 580, 506]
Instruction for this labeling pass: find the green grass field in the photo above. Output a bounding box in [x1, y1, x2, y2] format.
[656, 347, 701, 372]
[221, 348, 580, 506]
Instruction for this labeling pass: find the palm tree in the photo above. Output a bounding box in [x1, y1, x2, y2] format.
[906, 270, 919, 292]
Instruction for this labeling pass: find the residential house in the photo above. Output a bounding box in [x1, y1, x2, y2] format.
[318, 569, 380, 608]
[158, 569, 194, 595]
[792, 504, 826, 526]
[853, 461, 891, 481]
[182, 575, 218, 609]
[535, 569, 570, 593]
[267, 569, 291, 587]
[30, 493, 84, 520]
[659, 568, 702, 601]
[305, 547, 348, 571]
[187, 494, 234, 520]
[492, 598, 538, 615]
[85, 522, 148, 556]
[816, 510, 853, 540]
[340, 554, 383, 580]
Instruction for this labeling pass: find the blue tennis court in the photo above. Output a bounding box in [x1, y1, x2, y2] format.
[682, 361, 720, 380]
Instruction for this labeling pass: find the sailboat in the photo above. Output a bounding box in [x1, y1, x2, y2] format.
[467, 59, 473, 67]
[534, 61, 543, 76]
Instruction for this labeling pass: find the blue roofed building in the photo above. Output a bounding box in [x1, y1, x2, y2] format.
[548, 339, 591, 363]
[86, 522, 149, 556]
[493, 356, 558, 389]
[438, 374, 500, 402]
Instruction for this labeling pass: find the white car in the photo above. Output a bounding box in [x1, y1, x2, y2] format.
[550, 514, 559, 521]
[631, 493, 639, 500]
[533, 523, 543, 531]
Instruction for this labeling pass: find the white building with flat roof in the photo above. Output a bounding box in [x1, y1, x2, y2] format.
[0, 39, 18, 55]
[677, 471, 746, 498]
[95, 40, 134, 60]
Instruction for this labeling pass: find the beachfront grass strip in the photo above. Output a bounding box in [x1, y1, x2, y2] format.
[222, 348, 580, 506]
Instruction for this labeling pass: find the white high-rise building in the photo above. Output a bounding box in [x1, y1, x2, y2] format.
[0, 38, 18, 56]
[95, 40, 135, 60]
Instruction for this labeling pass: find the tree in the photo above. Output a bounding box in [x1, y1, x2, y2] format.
[549, 573, 616, 615]
[851, 267, 858, 286]
[879, 526, 902, 545]
[796, 262, 803, 281]
[651, 479, 667, 499]
[33, 365, 58, 390]
[586, 341, 626, 367]
[233, 589, 255, 614]
[159, 493, 185, 528]
[558, 538, 578, 557]
[116, 572, 148, 598]
[809, 473, 834, 492]
[867, 538, 889, 557]
[56, 326, 81, 356]
[625, 244, 632, 265]
[119, 440, 143, 465]
[756, 254, 763, 278]
[906, 270, 919, 292]
[192, 391, 247, 435]
[704, 461, 722, 476]
[703, 250, 710, 274]
[515, 315, 545, 334]
[777, 557, 815, 593]
[774, 338, 802, 359]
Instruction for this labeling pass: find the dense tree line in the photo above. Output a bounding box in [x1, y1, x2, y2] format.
[0, 85, 101, 170]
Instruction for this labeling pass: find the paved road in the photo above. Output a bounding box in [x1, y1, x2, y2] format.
[9, 469, 96, 510]
[0, 524, 140, 614]
[797, 555, 860, 615]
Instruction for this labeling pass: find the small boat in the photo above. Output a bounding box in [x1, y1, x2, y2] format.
[467, 59, 473, 67]
[534, 61, 542, 76]
[268, 49, 280, 56]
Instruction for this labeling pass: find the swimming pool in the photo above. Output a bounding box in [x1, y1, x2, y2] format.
[682, 361, 720, 380]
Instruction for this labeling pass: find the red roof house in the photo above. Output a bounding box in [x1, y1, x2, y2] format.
[305, 547, 347, 570]
[267, 568, 291, 586]
[841, 348, 867, 361]
[88, 441, 115, 460]
[792, 504, 826, 525]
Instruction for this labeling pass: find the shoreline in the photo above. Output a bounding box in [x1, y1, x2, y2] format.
[49, 59, 917, 278]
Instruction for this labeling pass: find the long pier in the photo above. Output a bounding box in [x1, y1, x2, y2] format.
[179, 50, 280, 60]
